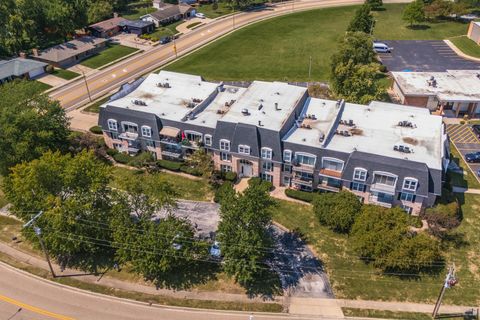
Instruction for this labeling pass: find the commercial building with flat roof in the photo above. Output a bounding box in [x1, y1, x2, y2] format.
[391, 70, 480, 118]
[99, 71, 449, 214]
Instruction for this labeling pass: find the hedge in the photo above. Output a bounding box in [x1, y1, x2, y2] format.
[157, 159, 182, 171]
[214, 181, 234, 203]
[285, 189, 315, 203]
[224, 171, 237, 182]
[106, 148, 118, 157]
[113, 152, 131, 164]
[89, 125, 103, 135]
[248, 177, 274, 191]
[180, 165, 202, 176]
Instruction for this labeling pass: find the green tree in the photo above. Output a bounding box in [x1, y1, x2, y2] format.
[312, 191, 361, 233]
[87, 0, 113, 24]
[351, 205, 442, 271]
[4, 150, 114, 272]
[217, 178, 275, 287]
[402, 0, 426, 26]
[185, 149, 214, 178]
[212, 1, 219, 11]
[424, 0, 453, 19]
[347, 4, 374, 34]
[0, 81, 70, 175]
[365, 0, 383, 10]
[331, 32, 376, 67]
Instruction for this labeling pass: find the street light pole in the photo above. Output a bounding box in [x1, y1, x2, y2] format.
[23, 211, 56, 278]
[82, 70, 92, 103]
[308, 56, 312, 79]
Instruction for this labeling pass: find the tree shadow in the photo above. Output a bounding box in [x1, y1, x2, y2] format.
[244, 265, 282, 300]
[406, 24, 431, 30]
[371, 7, 386, 11]
[145, 261, 220, 291]
[57, 251, 116, 276]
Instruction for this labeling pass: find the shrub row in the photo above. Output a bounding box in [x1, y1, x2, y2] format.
[113, 152, 131, 164]
[157, 159, 182, 171]
[89, 125, 103, 135]
[285, 189, 315, 203]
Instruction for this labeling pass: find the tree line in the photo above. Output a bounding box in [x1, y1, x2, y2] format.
[0, 0, 132, 57]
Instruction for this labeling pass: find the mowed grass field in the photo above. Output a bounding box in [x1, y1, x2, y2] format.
[165, 4, 469, 82]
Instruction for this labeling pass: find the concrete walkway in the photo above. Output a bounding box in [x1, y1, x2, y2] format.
[452, 186, 480, 194]
[270, 187, 311, 205]
[68, 107, 99, 132]
[176, 18, 212, 34]
[34, 73, 69, 87]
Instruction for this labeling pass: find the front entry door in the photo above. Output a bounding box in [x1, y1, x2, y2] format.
[240, 162, 253, 177]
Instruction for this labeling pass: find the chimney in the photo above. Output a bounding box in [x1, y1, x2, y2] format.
[19, 52, 26, 58]
[113, 12, 119, 18]
[32, 48, 39, 56]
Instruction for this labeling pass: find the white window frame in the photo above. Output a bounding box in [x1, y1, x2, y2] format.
[184, 130, 203, 142]
[107, 119, 118, 131]
[353, 167, 367, 181]
[294, 152, 316, 166]
[262, 161, 273, 172]
[372, 171, 398, 187]
[400, 192, 415, 202]
[220, 139, 230, 151]
[141, 126, 152, 138]
[121, 121, 138, 133]
[220, 152, 231, 162]
[261, 147, 272, 160]
[220, 164, 232, 172]
[204, 134, 212, 146]
[322, 157, 344, 172]
[238, 144, 251, 155]
[402, 177, 418, 191]
[283, 149, 292, 163]
[351, 182, 365, 192]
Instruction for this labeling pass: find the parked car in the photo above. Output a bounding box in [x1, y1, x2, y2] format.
[160, 36, 172, 44]
[465, 151, 480, 163]
[472, 125, 480, 138]
[373, 42, 392, 53]
[195, 13, 206, 19]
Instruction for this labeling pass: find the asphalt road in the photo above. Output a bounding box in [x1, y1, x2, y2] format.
[49, 0, 410, 111]
[0, 262, 342, 320]
[378, 40, 480, 72]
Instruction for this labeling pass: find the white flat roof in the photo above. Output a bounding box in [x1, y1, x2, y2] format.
[329, 101, 444, 169]
[104, 71, 220, 122]
[392, 70, 480, 102]
[188, 85, 247, 128]
[219, 81, 307, 130]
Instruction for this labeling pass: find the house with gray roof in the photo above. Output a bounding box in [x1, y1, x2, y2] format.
[141, 4, 195, 27]
[98, 71, 449, 215]
[31, 36, 108, 68]
[0, 58, 48, 84]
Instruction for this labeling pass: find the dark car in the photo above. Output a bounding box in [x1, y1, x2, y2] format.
[160, 36, 171, 44]
[472, 125, 480, 138]
[465, 151, 480, 163]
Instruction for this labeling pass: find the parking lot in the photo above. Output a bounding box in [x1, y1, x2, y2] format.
[447, 124, 480, 180]
[377, 40, 480, 72]
[156, 200, 333, 298]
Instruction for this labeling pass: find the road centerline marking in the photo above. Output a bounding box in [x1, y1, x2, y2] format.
[0, 293, 75, 320]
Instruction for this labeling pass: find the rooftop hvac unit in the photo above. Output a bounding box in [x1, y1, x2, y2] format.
[132, 99, 147, 106]
[241, 108, 250, 115]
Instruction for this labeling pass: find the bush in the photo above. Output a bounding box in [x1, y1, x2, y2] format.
[224, 171, 237, 182]
[180, 165, 202, 176]
[214, 181, 234, 203]
[408, 215, 423, 228]
[378, 64, 387, 73]
[89, 125, 103, 135]
[106, 148, 118, 157]
[157, 159, 182, 171]
[424, 200, 461, 237]
[313, 191, 362, 233]
[248, 177, 273, 191]
[129, 152, 154, 168]
[285, 188, 315, 203]
[113, 152, 131, 164]
[45, 65, 54, 73]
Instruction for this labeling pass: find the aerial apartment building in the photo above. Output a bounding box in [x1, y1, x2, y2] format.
[99, 71, 450, 214]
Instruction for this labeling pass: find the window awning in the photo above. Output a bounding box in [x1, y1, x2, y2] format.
[160, 126, 180, 137]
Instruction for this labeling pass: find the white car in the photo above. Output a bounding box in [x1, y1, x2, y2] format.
[373, 42, 392, 53]
[195, 13, 206, 19]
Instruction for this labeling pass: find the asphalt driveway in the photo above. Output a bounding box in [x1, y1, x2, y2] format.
[447, 124, 480, 181]
[377, 40, 480, 72]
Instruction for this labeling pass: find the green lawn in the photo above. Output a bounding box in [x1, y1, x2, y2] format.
[52, 68, 79, 80]
[272, 195, 480, 305]
[196, 2, 233, 19]
[83, 96, 110, 113]
[165, 4, 469, 82]
[121, 7, 157, 20]
[448, 143, 480, 189]
[450, 35, 480, 58]
[111, 167, 214, 201]
[187, 22, 202, 29]
[32, 80, 52, 92]
[80, 44, 139, 69]
[150, 21, 184, 39]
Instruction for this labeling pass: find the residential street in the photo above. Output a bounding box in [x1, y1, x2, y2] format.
[49, 0, 410, 111]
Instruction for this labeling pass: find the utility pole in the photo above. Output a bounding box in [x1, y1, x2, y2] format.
[23, 211, 56, 278]
[308, 56, 312, 79]
[173, 37, 178, 59]
[81, 70, 92, 103]
[432, 264, 457, 319]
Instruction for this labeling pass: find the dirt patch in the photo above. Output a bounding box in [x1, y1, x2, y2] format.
[350, 128, 364, 136]
[403, 137, 418, 145]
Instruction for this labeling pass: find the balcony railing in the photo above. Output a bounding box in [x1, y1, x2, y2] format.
[292, 177, 313, 187]
[370, 183, 396, 195]
[119, 132, 139, 140]
[319, 168, 342, 178]
[369, 195, 393, 208]
[160, 136, 180, 146]
[318, 182, 341, 192]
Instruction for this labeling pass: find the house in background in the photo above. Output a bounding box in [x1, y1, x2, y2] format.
[89, 14, 127, 38]
[467, 21, 480, 44]
[31, 36, 108, 68]
[118, 20, 155, 35]
[142, 3, 195, 27]
[0, 58, 48, 84]
[391, 70, 480, 118]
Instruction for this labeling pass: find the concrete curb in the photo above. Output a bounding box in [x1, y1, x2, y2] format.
[444, 39, 480, 63]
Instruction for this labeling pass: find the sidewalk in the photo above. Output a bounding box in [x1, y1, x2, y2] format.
[0, 241, 281, 305]
[339, 299, 477, 314]
[452, 186, 480, 194]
